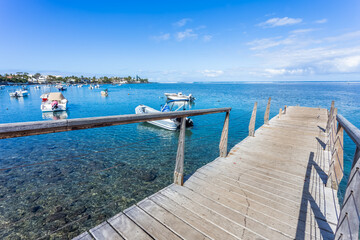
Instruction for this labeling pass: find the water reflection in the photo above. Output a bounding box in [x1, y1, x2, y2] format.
[42, 111, 69, 120]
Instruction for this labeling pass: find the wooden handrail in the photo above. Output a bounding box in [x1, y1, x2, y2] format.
[0, 107, 231, 139]
[333, 113, 360, 239]
[337, 114, 360, 148]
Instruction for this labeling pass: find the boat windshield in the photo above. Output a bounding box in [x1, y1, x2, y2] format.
[161, 99, 190, 112]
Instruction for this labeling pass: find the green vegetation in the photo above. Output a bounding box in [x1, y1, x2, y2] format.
[0, 72, 149, 84]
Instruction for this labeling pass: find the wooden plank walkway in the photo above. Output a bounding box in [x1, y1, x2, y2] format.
[75, 106, 340, 240]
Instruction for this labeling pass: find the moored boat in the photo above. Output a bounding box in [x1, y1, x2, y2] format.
[40, 92, 68, 112]
[101, 89, 108, 96]
[9, 90, 29, 97]
[135, 100, 193, 131]
[164, 92, 195, 101]
[55, 84, 67, 91]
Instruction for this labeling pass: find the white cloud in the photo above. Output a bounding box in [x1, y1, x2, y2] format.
[315, 19, 327, 24]
[203, 35, 212, 42]
[264, 68, 313, 76]
[258, 17, 302, 27]
[290, 28, 315, 34]
[174, 18, 192, 27]
[247, 36, 296, 50]
[201, 70, 224, 77]
[247, 30, 360, 77]
[152, 33, 170, 41]
[175, 29, 197, 41]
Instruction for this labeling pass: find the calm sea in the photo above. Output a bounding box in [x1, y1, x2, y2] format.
[0, 82, 359, 239]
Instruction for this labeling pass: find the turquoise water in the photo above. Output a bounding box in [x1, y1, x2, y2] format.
[0, 82, 359, 239]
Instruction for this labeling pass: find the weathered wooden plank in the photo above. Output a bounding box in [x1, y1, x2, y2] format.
[248, 102, 257, 137]
[160, 187, 258, 239]
[89, 221, 124, 240]
[73, 232, 94, 240]
[107, 213, 152, 240]
[124, 205, 181, 240]
[264, 97, 271, 125]
[219, 111, 229, 157]
[174, 117, 186, 185]
[137, 198, 210, 239]
[0, 107, 231, 139]
[150, 190, 238, 240]
[169, 184, 292, 239]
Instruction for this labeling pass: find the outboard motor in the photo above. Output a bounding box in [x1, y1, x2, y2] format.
[51, 100, 58, 110]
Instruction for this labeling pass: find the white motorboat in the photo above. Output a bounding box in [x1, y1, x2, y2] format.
[95, 84, 100, 89]
[89, 85, 94, 90]
[9, 90, 29, 97]
[56, 84, 67, 91]
[77, 84, 83, 88]
[164, 92, 195, 101]
[34, 86, 40, 89]
[135, 100, 193, 131]
[40, 92, 68, 112]
[101, 89, 108, 96]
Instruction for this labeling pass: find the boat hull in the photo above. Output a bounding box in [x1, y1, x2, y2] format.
[135, 105, 179, 131]
[41, 102, 67, 112]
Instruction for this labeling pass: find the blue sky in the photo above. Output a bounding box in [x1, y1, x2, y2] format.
[0, 0, 359, 82]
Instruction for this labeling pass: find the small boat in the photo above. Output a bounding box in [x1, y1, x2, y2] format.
[34, 86, 40, 89]
[95, 84, 100, 89]
[56, 84, 67, 91]
[164, 92, 195, 102]
[9, 90, 29, 97]
[89, 85, 94, 90]
[101, 89, 108, 96]
[77, 84, 83, 88]
[135, 100, 193, 131]
[40, 92, 68, 112]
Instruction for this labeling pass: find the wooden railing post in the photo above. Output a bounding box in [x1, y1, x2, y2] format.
[249, 102, 257, 137]
[219, 111, 230, 157]
[284, 106, 287, 114]
[264, 97, 271, 125]
[327, 113, 344, 189]
[326, 100, 335, 132]
[174, 117, 186, 186]
[279, 108, 282, 119]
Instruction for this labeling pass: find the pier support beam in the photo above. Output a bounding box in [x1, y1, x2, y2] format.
[219, 112, 229, 157]
[249, 102, 257, 137]
[264, 97, 271, 125]
[279, 108, 282, 119]
[174, 117, 186, 185]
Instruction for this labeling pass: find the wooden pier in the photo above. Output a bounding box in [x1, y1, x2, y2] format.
[1, 102, 359, 239]
[73, 105, 352, 240]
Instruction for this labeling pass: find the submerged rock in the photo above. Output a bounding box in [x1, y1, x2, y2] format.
[46, 212, 66, 223]
[31, 206, 41, 213]
[55, 206, 63, 212]
[138, 169, 157, 182]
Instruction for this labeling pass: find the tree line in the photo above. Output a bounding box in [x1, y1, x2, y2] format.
[0, 72, 149, 84]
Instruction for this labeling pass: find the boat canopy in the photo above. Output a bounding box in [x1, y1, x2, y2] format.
[48, 92, 66, 101]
